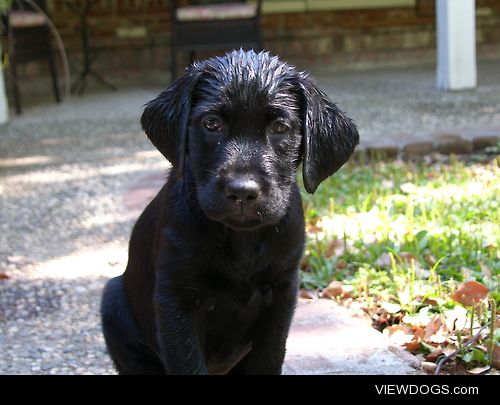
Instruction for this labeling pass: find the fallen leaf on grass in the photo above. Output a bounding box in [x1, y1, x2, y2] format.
[424, 297, 438, 306]
[380, 301, 401, 314]
[298, 289, 316, 300]
[340, 284, 354, 299]
[443, 345, 457, 356]
[424, 315, 448, 344]
[451, 281, 489, 306]
[403, 308, 433, 327]
[399, 251, 416, 263]
[424, 254, 437, 267]
[405, 338, 422, 353]
[375, 251, 418, 268]
[383, 324, 429, 353]
[413, 326, 425, 339]
[322, 281, 343, 299]
[444, 306, 468, 331]
[383, 325, 414, 346]
[336, 258, 348, 270]
[324, 239, 345, 257]
[425, 347, 444, 362]
[468, 366, 490, 375]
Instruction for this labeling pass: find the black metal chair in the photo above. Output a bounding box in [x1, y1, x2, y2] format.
[2, 0, 60, 114]
[170, 0, 263, 80]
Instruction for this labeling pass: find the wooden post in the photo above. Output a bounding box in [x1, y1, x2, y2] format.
[436, 0, 477, 90]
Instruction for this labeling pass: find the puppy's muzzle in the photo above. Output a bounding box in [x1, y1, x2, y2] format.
[224, 178, 260, 206]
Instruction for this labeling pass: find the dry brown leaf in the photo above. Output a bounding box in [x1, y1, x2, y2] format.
[298, 289, 315, 300]
[383, 324, 412, 335]
[324, 239, 344, 257]
[412, 326, 426, 339]
[306, 223, 321, 233]
[451, 281, 489, 306]
[425, 347, 444, 362]
[336, 258, 347, 270]
[340, 284, 354, 299]
[322, 281, 343, 299]
[395, 326, 425, 353]
[399, 251, 416, 263]
[441, 345, 456, 356]
[424, 315, 446, 342]
[383, 325, 414, 346]
[404, 338, 422, 353]
[0, 272, 9, 280]
[424, 254, 437, 267]
[444, 306, 468, 331]
[424, 297, 438, 306]
[380, 301, 401, 314]
[468, 366, 490, 375]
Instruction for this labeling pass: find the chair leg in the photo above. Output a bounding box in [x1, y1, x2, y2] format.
[171, 45, 177, 82]
[189, 51, 196, 64]
[48, 55, 61, 103]
[9, 53, 22, 114]
[256, 22, 264, 52]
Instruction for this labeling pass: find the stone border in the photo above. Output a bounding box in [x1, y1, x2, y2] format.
[359, 130, 499, 159]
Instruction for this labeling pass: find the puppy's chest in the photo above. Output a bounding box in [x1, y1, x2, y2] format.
[196, 271, 274, 333]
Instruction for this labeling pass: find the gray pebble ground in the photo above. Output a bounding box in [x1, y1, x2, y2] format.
[1, 59, 499, 374]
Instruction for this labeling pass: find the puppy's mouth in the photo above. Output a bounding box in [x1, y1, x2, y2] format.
[221, 214, 264, 231]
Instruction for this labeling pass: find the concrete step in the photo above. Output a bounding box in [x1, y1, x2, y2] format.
[284, 299, 421, 375]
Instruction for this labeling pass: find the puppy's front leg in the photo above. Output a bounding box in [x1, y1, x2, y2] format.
[154, 275, 207, 375]
[241, 273, 299, 375]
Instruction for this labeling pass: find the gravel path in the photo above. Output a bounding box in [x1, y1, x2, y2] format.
[1, 60, 499, 374]
[0, 89, 166, 374]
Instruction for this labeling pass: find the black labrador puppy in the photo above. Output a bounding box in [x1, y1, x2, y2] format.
[101, 50, 359, 375]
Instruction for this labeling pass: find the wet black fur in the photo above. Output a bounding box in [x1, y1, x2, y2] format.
[100, 50, 359, 374]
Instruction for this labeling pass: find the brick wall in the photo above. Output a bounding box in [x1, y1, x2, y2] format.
[14, 0, 500, 79]
[262, 0, 500, 69]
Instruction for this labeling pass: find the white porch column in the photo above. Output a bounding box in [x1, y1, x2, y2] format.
[0, 43, 8, 124]
[436, 0, 477, 90]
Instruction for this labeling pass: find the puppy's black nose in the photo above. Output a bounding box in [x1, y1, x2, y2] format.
[225, 179, 260, 203]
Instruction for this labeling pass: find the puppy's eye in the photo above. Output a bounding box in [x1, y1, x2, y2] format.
[203, 116, 222, 132]
[270, 120, 289, 134]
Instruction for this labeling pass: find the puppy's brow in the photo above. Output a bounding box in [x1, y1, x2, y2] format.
[192, 104, 224, 117]
[267, 106, 292, 119]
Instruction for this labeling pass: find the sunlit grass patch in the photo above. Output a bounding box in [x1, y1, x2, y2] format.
[300, 154, 499, 374]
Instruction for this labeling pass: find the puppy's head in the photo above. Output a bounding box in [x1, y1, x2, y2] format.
[141, 50, 359, 230]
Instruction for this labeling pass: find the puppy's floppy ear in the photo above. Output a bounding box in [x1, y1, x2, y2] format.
[299, 77, 359, 194]
[141, 67, 201, 175]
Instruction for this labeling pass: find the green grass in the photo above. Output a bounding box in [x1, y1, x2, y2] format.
[300, 153, 499, 373]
